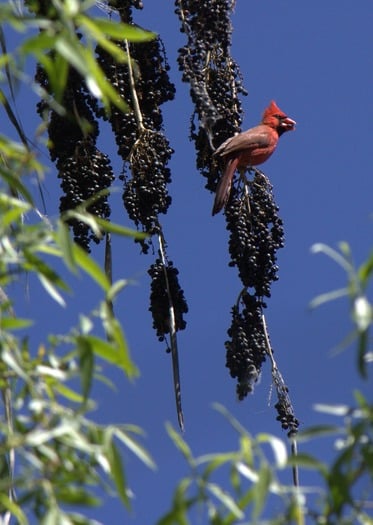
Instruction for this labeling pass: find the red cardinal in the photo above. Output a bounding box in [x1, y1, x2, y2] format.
[212, 101, 296, 215]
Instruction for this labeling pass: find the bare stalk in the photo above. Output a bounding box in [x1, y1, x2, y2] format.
[158, 233, 185, 432]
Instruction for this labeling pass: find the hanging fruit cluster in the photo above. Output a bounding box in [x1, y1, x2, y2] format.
[175, 0, 247, 193]
[176, 1, 298, 434]
[35, 61, 114, 252]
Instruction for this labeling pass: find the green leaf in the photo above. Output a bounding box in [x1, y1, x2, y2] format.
[72, 244, 111, 291]
[0, 317, 33, 330]
[54, 382, 84, 404]
[166, 422, 193, 464]
[78, 334, 138, 378]
[357, 328, 369, 379]
[311, 242, 353, 274]
[358, 250, 373, 288]
[252, 465, 271, 519]
[257, 433, 287, 468]
[195, 453, 239, 484]
[287, 453, 328, 475]
[206, 482, 244, 519]
[101, 313, 138, 378]
[77, 336, 94, 401]
[89, 18, 156, 42]
[106, 437, 130, 508]
[0, 492, 27, 524]
[0, 164, 34, 204]
[57, 487, 100, 506]
[95, 216, 147, 239]
[55, 220, 77, 273]
[37, 273, 66, 307]
[77, 15, 128, 62]
[113, 427, 156, 470]
[309, 287, 348, 309]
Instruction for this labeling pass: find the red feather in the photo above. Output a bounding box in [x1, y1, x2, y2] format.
[212, 101, 295, 215]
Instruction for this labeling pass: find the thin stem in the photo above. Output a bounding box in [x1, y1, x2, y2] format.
[125, 39, 145, 132]
[158, 233, 185, 432]
[261, 311, 300, 491]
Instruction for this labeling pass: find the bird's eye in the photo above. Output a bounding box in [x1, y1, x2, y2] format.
[275, 114, 286, 120]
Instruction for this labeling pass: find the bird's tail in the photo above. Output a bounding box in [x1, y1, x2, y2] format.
[212, 157, 238, 215]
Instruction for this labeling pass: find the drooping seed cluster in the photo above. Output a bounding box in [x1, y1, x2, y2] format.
[225, 172, 285, 298]
[95, 35, 175, 254]
[35, 61, 113, 252]
[95, 37, 175, 161]
[175, 0, 247, 192]
[122, 131, 173, 248]
[148, 259, 188, 343]
[58, 140, 114, 248]
[96, 5, 188, 340]
[223, 171, 287, 403]
[225, 293, 267, 399]
[273, 368, 300, 436]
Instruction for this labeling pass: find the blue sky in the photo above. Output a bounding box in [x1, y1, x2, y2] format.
[4, 1, 373, 523]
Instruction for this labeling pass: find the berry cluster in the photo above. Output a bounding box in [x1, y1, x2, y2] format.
[95, 36, 175, 253]
[148, 259, 188, 343]
[225, 172, 285, 298]
[122, 131, 173, 250]
[95, 37, 175, 160]
[273, 370, 300, 436]
[34, 61, 112, 252]
[175, 0, 247, 191]
[225, 293, 267, 400]
[58, 140, 114, 250]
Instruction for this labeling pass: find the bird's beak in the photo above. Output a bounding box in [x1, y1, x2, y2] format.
[281, 117, 296, 130]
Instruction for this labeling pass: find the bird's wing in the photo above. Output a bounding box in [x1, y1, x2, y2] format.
[214, 125, 271, 157]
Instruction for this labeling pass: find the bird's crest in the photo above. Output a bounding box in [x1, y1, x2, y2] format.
[262, 100, 285, 120]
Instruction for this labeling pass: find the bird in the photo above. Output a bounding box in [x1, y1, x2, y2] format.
[212, 101, 296, 215]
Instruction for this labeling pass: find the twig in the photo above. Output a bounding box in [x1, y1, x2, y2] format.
[158, 233, 184, 432]
[260, 312, 300, 490]
[0, 290, 16, 525]
[125, 39, 145, 132]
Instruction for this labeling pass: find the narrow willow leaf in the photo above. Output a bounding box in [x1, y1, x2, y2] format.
[38, 273, 66, 307]
[54, 382, 84, 403]
[55, 221, 77, 273]
[106, 438, 130, 508]
[309, 287, 348, 309]
[79, 334, 138, 378]
[0, 165, 34, 203]
[257, 434, 287, 468]
[113, 427, 156, 470]
[0, 317, 33, 330]
[252, 465, 271, 519]
[166, 422, 193, 464]
[0, 493, 27, 525]
[72, 244, 110, 291]
[311, 243, 353, 273]
[89, 18, 156, 42]
[95, 216, 147, 239]
[77, 336, 94, 401]
[287, 453, 328, 475]
[206, 482, 244, 519]
[358, 251, 373, 288]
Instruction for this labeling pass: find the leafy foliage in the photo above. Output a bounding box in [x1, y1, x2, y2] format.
[0, 2, 372, 525]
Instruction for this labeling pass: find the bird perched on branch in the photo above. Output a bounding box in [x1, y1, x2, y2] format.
[212, 101, 296, 215]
